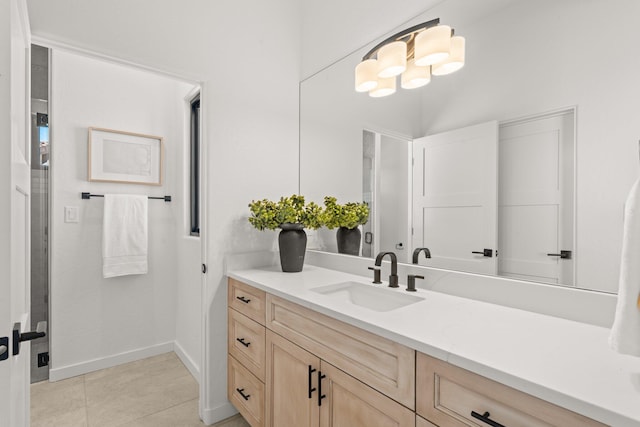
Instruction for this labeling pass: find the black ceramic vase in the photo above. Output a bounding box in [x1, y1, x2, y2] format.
[336, 226, 361, 256]
[278, 223, 307, 272]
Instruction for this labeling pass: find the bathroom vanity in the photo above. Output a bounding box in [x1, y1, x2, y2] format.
[226, 264, 640, 427]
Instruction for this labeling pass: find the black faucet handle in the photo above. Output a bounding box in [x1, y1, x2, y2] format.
[388, 274, 399, 288]
[406, 274, 424, 292]
[368, 266, 382, 284]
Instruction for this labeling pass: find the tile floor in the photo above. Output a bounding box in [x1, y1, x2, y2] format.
[31, 352, 250, 427]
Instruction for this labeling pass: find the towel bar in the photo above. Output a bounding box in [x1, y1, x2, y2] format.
[81, 192, 171, 202]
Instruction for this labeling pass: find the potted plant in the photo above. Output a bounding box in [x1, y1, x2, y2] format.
[319, 196, 369, 256]
[248, 195, 322, 272]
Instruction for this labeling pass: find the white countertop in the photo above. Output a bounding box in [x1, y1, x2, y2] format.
[228, 264, 640, 427]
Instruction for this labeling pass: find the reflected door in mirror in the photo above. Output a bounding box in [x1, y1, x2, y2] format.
[412, 121, 498, 275]
[498, 110, 575, 285]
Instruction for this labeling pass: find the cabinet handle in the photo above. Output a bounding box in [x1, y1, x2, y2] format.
[236, 296, 251, 304]
[236, 338, 250, 347]
[236, 388, 251, 401]
[308, 365, 317, 399]
[318, 370, 326, 406]
[471, 411, 506, 427]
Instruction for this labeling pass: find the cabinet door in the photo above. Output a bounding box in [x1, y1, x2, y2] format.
[319, 361, 415, 427]
[265, 330, 320, 427]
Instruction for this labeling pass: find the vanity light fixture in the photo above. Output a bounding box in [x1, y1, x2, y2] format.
[354, 18, 465, 97]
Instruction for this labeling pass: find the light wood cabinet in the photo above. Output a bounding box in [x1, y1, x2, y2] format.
[319, 360, 415, 427]
[266, 293, 415, 409]
[416, 352, 606, 427]
[228, 278, 266, 325]
[228, 308, 266, 382]
[228, 279, 267, 427]
[228, 355, 265, 427]
[265, 330, 319, 427]
[228, 278, 606, 427]
[265, 329, 414, 427]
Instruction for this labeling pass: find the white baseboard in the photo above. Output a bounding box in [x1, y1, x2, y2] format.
[174, 340, 200, 384]
[49, 341, 174, 382]
[201, 402, 238, 426]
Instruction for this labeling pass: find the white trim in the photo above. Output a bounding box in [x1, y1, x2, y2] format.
[198, 82, 210, 424]
[16, 0, 31, 44]
[49, 341, 174, 382]
[201, 402, 238, 426]
[174, 340, 200, 384]
[30, 35, 202, 85]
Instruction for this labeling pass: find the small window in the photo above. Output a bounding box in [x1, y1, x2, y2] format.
[190, 95, 200, 236]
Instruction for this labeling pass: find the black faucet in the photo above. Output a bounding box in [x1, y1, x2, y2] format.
[406, 274, 424, 292]
[412, 247, 431, 264]
[375, 252, 399, 288]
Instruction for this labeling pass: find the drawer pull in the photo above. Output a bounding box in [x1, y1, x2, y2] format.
[471, 411, 506, 427]
[318, 371, 326, 406]
[236, 388, 251, 401]
[308, 365, 317, 398]
[236, 296, 251, 304]
[236, 337, 251, 347]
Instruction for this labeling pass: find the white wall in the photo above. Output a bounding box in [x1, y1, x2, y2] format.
[49, 49, 194, 379]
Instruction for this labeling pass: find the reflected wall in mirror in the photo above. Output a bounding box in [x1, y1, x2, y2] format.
[300, 0, 640, 293]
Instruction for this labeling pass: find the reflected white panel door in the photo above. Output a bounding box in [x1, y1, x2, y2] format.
[412, 121, 498, 275]
[498, 111, 574, 285]
[0, 1, 31, 426]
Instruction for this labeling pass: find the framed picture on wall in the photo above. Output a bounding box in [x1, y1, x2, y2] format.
[88, 127, 163, 185]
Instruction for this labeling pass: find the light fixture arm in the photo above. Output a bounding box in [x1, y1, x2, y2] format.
[362, 18, 441, 61]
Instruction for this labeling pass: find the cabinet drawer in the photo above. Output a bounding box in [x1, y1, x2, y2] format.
[266, 294, 415, 409]
[228, 355, 265, 427]
[229, 278, 266, 325]
[229, 308, 266, 381]
[416, 352, 606, 427]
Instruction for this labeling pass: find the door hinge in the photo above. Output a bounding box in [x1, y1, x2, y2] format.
[201, 264, 207, 274]
[0, 336, 8, 361]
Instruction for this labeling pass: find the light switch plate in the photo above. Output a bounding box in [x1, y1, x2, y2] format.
[64, 206, 79, 223]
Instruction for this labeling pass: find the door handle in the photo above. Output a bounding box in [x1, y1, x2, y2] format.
[547, 250, 572, 259]
[13, 321, 47, 356]
[472, 249, 493, 257]
[318, 370, 326, 406]
[308, 365, 317, 399]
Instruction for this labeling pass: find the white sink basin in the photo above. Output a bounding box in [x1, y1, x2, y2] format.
[310, 281, 423, 312]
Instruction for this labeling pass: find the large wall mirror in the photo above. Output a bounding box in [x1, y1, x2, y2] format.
[300, 0, 640, 294]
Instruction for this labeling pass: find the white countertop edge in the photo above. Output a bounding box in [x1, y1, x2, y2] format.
[227, 267, 640, 426]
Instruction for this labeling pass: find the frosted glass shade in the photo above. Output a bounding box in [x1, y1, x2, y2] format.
[369, 76, 396, 97]
[414, 25, 451, 66]
[432, 36, 465, 76]
[355, 59, 379, 92]
[401, 59, 431, 89]
[377, 41, 407, 78]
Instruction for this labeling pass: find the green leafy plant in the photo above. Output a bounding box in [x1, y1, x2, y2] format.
[248, 195, 322, 231]
[319, 196, 369, 230]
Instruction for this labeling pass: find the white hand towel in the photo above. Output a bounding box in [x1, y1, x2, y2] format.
[102, 194, 148, 278]
[610, 177, 640, 356]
